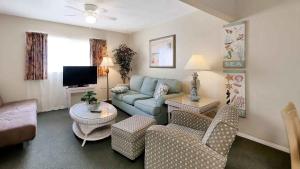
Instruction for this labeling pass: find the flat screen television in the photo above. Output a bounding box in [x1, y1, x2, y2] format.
[63, 66, 97, 87]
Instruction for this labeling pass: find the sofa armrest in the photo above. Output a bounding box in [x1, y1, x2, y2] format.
[0, 96, 3, 107]
[5, 99, 37, 105]
[171, 110, 212, 131]
[2, 99, 37, 113]
[145, 125, 226, 169]
[155, 93, 184, 106]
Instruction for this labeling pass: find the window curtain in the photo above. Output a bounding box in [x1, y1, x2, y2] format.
[25, 32, 48, 80]
[90, 39, 107, 76]
[26, 72, 67, 112]
[25, 34, 67, 112]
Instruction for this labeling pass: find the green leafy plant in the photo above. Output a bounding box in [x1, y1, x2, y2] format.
[113, 44, 136, 83]
[81, 91, 98, 104]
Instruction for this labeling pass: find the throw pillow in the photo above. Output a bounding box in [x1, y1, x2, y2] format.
[111, 85, 129, 94]
[140, 77, 158, 96]
[129, 75, 145, 92]
[153, 83, 169, 99]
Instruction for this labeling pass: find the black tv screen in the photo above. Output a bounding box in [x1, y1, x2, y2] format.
[63, 66, 97, 87]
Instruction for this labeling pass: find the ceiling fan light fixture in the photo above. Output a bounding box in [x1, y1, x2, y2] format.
[85, 14, 97, 24]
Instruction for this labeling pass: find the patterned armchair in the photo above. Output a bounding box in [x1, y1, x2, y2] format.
[145, 105, 239, 169]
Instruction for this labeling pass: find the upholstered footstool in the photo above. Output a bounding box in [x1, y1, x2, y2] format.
[111, 115, 156, 160]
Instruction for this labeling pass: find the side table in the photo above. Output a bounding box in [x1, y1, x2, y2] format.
[69, 102, 117, 147]
[165, 95, 220, 122]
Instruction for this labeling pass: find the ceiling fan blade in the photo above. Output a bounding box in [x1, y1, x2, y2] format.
[98, 15, 117, 21]
[65, 5, 84, 13]
[98, 7, 108, 13]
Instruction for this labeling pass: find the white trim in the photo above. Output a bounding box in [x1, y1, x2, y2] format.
[237, 132, 289, 153]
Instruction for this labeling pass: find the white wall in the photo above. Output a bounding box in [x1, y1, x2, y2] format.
[180, 0, 237, 21]
[0, 14, 129, 109]
[130, 0, 300, 149]
[130, 11, 227, 106]
[235, 0, 300, 148]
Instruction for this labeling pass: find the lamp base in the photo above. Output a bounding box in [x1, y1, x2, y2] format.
[105, 68, 110, 101]
[190, 95, 200, 102]
[189, 72, 200, 102]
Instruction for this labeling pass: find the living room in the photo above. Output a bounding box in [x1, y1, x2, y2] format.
[0, 0, 299, 169]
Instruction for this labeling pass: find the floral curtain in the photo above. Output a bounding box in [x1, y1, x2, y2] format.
[25, 32, 48, 80]
[90, 39, 107, 76]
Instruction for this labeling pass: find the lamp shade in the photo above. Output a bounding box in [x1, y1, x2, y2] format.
[184, 54, 210, 71]
[100, 57, 114, 67]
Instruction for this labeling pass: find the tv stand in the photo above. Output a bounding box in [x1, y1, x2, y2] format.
[68, 84, 89, 88]
[66, 86, 95, 108]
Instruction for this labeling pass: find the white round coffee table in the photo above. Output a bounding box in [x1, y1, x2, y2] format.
[69, 102, 117, 147]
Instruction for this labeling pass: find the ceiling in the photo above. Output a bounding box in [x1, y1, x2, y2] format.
[0, 0, 197, 33]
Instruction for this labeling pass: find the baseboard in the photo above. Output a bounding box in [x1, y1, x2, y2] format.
[38, 106, 67, 113]
[237, 132, 289, 153]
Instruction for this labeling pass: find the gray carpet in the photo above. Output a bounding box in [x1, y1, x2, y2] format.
[0, 109, 290, 169]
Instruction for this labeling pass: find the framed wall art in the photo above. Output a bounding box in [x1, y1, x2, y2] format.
[223, 22, 245, 68]
[224, 70, 246, 117]
[149, 35, 176, 68]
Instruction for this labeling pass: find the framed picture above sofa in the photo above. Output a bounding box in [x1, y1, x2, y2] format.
[149, 35, 176, 68]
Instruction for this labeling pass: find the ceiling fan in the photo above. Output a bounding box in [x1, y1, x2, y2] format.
[65, 3, 117, 24]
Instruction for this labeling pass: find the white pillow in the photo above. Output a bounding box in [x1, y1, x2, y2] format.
[111, 85, 129, 94]
[154, 83, 169, 99]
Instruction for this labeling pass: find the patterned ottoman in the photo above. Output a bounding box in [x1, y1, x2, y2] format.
[111, 115, 156, 160]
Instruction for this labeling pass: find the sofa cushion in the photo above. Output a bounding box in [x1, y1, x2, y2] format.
[140, 77, 158, 96]
[130, 75, 145, 92]
[122, 94, 151, 105]
[0, 110, 36, 147]
[112, 90, 139, 101]
[157, 79, 181, 94]
[134, 98, 161, 116]
[0, 99, 37, 147]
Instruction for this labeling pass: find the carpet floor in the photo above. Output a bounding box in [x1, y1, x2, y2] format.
[0, 109, 290, 169]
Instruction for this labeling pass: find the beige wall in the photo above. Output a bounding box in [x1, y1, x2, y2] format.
[0, 14, 129, 106]
[180, 0, 237, 21]
[130, 11, 227, 109]
[235, 0, 300, 148]
[236, 0, 290, 19]
[130, 0, 300, 149]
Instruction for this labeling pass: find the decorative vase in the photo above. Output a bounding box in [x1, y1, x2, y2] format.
[86, 103, 98, 112]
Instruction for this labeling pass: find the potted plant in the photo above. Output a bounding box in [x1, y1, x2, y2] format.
[113, 44, 136, 83]
[81, 91, 99, 111]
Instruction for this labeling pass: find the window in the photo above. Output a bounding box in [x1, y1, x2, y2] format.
[48, 36, 90, 72]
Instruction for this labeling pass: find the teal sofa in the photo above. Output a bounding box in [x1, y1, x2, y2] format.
[112, 75, 183, 124]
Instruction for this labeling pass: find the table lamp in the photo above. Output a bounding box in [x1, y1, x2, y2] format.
[184, 54, 210, 102]
[100, 56, 114, 101]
